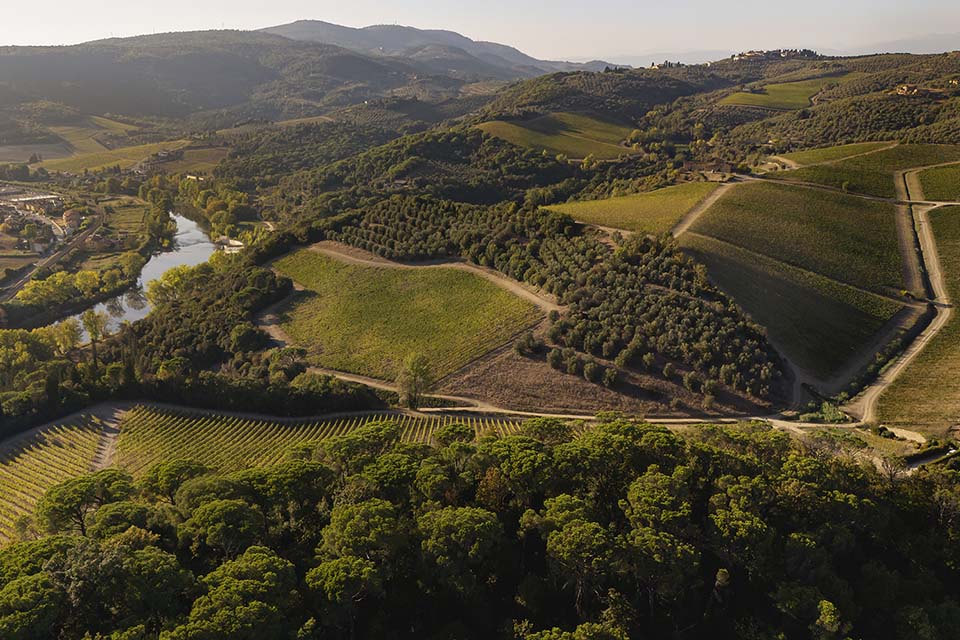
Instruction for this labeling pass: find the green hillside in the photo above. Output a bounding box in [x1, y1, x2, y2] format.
[477, 112, 633, 159]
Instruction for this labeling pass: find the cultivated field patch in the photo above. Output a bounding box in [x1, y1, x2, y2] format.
[477, 112, 633, 159]
[0, 416, 106, 543]
[689, 181, 903, 293]
[159, 147, 230, 174]
[115, 406, 523, 476]
[772, 144, 960, 198]
[721, 74, 858, 110]
[680, 233, 902, 379]
[273, 249, 541, 380]
[918, 164, 960, 201]
[877, 206, 960, 437]
[547, 182, 719, 234]
[781, 141, 894, 166]
[39, 140, 190, 173]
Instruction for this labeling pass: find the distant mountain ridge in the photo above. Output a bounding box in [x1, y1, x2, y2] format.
[260, 20, 617, 79]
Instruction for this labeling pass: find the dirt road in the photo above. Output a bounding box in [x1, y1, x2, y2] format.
[671, 182, 736, 237]
[893, 171, 926, 296]
[844, 204, 952, 423]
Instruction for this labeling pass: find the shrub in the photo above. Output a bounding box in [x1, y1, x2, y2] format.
[583, 361, 602, 383]
[547, 348, 563, 370]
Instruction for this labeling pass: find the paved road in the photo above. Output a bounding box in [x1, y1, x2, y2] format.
[0, 219, 101, 302]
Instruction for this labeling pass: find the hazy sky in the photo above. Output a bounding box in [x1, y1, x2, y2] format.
[3, 0, 959, 60]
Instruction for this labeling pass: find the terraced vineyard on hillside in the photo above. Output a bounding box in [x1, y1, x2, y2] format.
[115, 406, 524, 475]
[0, 416, 107, 543]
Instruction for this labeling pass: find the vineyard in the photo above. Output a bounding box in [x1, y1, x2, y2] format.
[114, 405, 524, 476]
[0, 415, 107, 543]
[546, 182, 719, 234]
[477, 112, 633, 159]
[272, 249, 541, 380]
[918, 164, 960, 201]
[780, 141, 894, 166]
[39, 139, 190, 172]
[680, 233, 903, 378]
[720, 74, 859, 110]
[689, 181, 903, 293]
[878, 207, 960, 437]
[772, 144, 960, 198]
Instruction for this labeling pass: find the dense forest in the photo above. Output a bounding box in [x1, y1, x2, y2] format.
[4, 417, 960, 639]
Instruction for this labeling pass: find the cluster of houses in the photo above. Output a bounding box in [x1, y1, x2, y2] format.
[0, 186, 89, 253]
[732, 49, 818, 61]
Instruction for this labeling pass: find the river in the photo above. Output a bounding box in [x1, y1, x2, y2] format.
[69, 214, 216, 336]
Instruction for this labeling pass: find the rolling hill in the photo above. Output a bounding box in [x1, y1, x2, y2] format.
[261, 20, 615, 79]
[0, 30, 476, 129]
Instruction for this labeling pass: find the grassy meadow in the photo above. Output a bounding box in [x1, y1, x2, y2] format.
[918, 164, 960, 201]
[772, 144, 960, 198]
[877, 206, 960, 436]
[547, 182, 719, 234]
[680, 233, 902, 378]
[721, 74, 857, 110]
[689, 181, 903, 293]
[477, 112, 633, 159]
[273, 249, 541, 380]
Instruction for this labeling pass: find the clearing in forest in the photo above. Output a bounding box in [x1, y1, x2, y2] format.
[547, 182, 719, 234]
[680, 181, 906, 379]
[273, 249, 542, 380]
[877, 206, 960, 437]
[158, 147, 230, 174]
[772, 144, 960, 198]
[477, 112, 633, 159]
[720, 73, 858, 110]
[115, 405, 522, 476]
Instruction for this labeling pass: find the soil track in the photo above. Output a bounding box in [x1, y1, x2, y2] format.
[671, 182, 736, 237]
